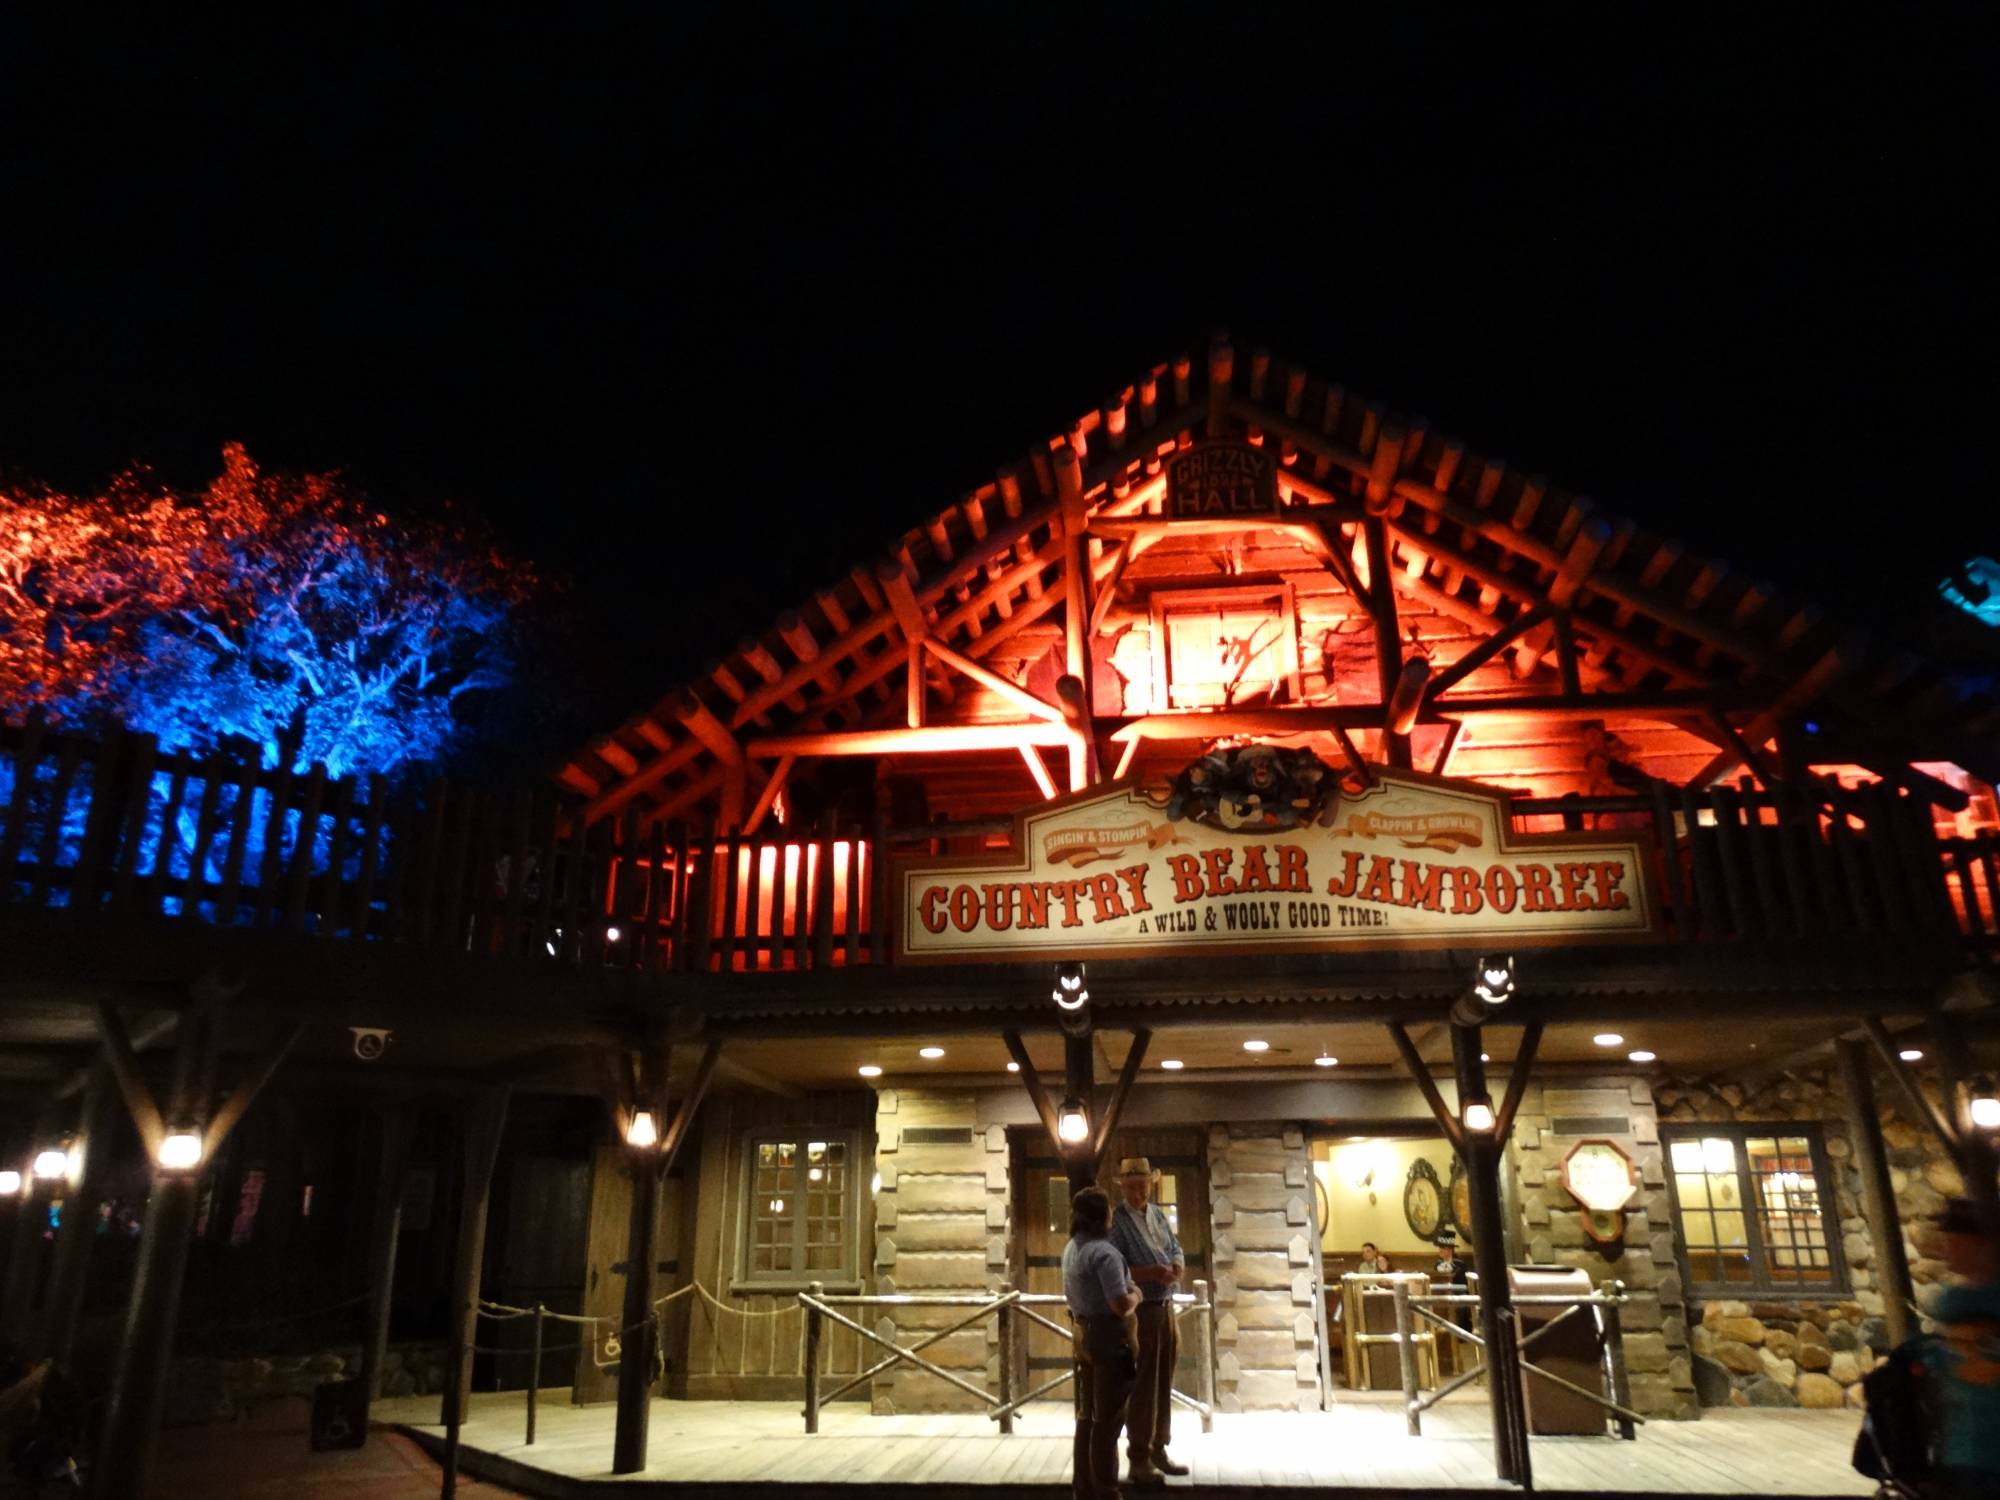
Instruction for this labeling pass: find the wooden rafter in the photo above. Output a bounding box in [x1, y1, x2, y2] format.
[555, 341, 1993, 823]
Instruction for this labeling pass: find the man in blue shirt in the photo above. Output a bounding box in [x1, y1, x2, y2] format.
[1108, 1158, 1188, 1485]
[1063, 1185, 1140, 1499]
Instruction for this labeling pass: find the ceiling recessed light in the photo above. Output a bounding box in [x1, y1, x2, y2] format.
[919, 1046, 945, 1060]
[1160, 1059, 1184, 1070]
[1006, 1061, 1021, 1072]
[1314, 1055, 1338, 1068]
[1592, 1033, 1624, 1048]
[1628, 1050, 1657, 1064]
[1243, 1039, 1269, 1053]
[1899, 1048, 1924, 1062]
[858, 1065, 882, 1078]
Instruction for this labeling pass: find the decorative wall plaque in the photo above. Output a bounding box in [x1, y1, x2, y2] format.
[1560, 1137, 1639, 1245]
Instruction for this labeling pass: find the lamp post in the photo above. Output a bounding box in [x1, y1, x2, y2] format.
[1449, 975, 1530, 1486]
[97, 1120, 210, 1499]
[1054, 962, 1098, 1192]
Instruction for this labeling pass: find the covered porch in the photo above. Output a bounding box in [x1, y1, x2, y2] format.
[384, 1390, 1874, 1497]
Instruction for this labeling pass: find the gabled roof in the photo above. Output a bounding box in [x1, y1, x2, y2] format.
[559, 339, 2000, 822]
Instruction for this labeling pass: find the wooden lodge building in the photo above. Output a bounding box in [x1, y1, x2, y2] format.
[2, 336, 1999, 1494]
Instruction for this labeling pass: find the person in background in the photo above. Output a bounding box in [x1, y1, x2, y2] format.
[1925, 1197, 2000, 1497]
[1357, 1241, 1392, 1274]
[1063, 1186, 1140, 1500]
[1108, 1158, 1189, 1486]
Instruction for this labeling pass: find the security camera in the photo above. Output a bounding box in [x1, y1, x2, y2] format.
[349, 1027, 392, 1061]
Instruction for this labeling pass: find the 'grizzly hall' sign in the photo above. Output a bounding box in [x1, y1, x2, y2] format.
[895, 747, 1658, 961]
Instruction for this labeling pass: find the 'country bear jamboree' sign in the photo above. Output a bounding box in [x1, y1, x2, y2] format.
[894, 746, 1658, 962]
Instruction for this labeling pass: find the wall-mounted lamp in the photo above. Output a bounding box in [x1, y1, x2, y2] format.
[0, 1170, 21, 1196]
[626, 1109, 660, 1149]
[1451, 955, 1517, 1027]
[1473, 956, 1516, 1006]
[1053, 961, 1091, 1037]
[32, 1148, 67, 1181]
[1970, 1076, 2000, 1131]
[157, 1130, 204, 1172]
[1057, 1096, 1090, 1145]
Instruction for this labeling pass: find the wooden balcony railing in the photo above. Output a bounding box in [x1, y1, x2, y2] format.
[1, 714, 1994, 980]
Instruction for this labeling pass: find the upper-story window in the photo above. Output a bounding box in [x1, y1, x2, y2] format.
[1150, 585, 1302, 711]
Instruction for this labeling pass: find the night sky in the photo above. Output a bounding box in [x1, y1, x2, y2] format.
[3, 10, 1994, 743]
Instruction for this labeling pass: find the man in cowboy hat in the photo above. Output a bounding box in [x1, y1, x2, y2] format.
[1108, 1157, 1188, 1485]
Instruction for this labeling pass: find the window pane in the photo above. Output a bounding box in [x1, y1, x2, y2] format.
[1682, 1209, 1716, 1248]
[1048, 1177, 1069, 1234]
[1675, 1173, 1710, 1210]
[1669, 1139, 1706, 1174]
[744, 1136, 850, 1280]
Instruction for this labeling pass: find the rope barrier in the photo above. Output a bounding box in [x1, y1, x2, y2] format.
[689, 1282, 799, 1319]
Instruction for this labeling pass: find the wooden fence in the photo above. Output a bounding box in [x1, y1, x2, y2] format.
[0, 715, 1993, 976]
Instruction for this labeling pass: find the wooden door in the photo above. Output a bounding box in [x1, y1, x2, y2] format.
[573, 1145, 683, 1405]
[1106, 1128, 1210, 1395]
[1011, 1128, 1209, 1401]
[1014, 1145, 1077, 1400]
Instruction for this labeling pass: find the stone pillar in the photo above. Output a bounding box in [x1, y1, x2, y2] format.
[869, 1090, 1010, 1413]
[1506, 1075, 1695, 1418]
[1206, 1123, 1322, 1413]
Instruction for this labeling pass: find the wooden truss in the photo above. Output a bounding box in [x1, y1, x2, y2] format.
[559, 337, 1999, 826]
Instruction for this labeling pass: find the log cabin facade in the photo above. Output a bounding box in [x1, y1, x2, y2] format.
[3, 336, 1998, 1491]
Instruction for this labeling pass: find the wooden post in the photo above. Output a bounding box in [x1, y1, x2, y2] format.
[995, 1285, 1015, 1435]
[803, 1280, 824, 1435]
[1451, 1026, 1528, 1486]
[612, 1144, 661, 1472]
[92, 1171, 200, 1500]
[1930, 1012, 2000, 1242]
[526, 1303, 544, 1446]
[608, 1038, 719, 1474]
[92, 1001, 298, 1500]
[440, 1087, 510, 1499]
[1193, 1278, 1215, 1434]
[1392, 1277, 1421, 1436]
[1598, 1280, 1636, 1440]
[1836, 1039, 1917, 1347]
[1362, 514, 1408, 768]
[1063, 1030, 1096, 1194]
[358, 1105, 417, 1403]
[35, 1060, 118, 1367]
[1, 1173, 49, 1339]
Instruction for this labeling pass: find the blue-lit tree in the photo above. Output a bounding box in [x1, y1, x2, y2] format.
[0, 443, 535, 777]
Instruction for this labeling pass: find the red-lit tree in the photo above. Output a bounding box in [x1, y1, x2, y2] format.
[0, 444, 536, 775]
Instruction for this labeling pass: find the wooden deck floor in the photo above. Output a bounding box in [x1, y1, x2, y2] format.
[382, 1391, 1873, 1498]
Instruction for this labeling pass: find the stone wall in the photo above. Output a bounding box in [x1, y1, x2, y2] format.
[1506, 1075, 1697, 1419]
[165, 1342, 449, 1425]
[1207, 1123, 1322, 1413]
[1656, 1068, 1963, 1410]
[870, 1088, 1010, 1413]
